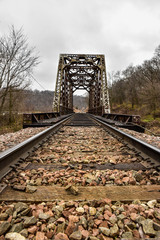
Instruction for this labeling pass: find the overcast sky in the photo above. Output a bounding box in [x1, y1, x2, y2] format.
[0, 0, 160, 93]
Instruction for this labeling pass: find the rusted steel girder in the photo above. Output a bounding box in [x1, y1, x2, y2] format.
[53, 54, 110, 115]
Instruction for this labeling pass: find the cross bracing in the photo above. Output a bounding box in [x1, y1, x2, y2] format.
[53, 54, 110, 115]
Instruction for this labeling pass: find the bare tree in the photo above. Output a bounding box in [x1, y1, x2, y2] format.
[109, 44, 160, 118]
[139, 59, 160, 118]
[0, 26, 39, 120]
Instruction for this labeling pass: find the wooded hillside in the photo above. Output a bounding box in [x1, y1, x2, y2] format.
[109, 45, 160, 121]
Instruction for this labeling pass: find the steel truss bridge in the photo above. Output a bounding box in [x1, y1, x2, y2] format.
[52, 54, 110, 115]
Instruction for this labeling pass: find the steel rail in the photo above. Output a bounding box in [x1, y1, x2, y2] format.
[0, 114, 73, 180]
[90, 114, 160, 167]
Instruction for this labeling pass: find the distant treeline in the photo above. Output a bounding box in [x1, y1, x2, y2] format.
[0, 89, 88, 114]
[23, 90, 88, 112]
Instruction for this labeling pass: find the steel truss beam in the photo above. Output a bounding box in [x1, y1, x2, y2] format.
[53, 54, 110, 115]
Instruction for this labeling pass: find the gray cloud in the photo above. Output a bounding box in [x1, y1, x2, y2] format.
[0, 0, 160, 92]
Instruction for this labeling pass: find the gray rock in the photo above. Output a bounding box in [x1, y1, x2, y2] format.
[88, 219, 94, 228]
[23, 216, 37, 227]
[0, 212, 8, 220]
[110, 224, 119, 237]
[25, 185, 37, 193]
[48, 217, 56, 224]
[14, 202, 28, 213]
[56, 222, 65, 233]
[52, 205, 64, 212]
[5, 232, 26, 240]
[5, 208, 13, 216]
[89, 207, 96, 216]
[132, 199, 141, 205]
[109, 215, 117, 224]
[39, 213, 50, 220]
[19, 229, 28, 238]
[154, 210, 160, 219]
[19, 208, 30, 216]
[35, 178, 42, 186]
[136, 216, 145, 224]
[117, 220, 124, 229]
[76, 207, 84, 213]
[141, 219, 156, 237]
[12, 211, 17, 219]
[0, 221, 11, 235]
[156, 231, 160, 238]
[153, 222, 160, 231]
[9, 222, 23, 233]
[109, 174, 115, 180]
[31, 169, 37, 174]
[70, 230, 82, 240]
[99, 227, 110, 236]
[135, 173, 143, 182]
[127, 222, 136, 230]
[117, 214, 125, 220]
[79, 216, 87, 229]
[122, 231, 133, 239]
[118, 206, 125, 212]
[147, 200, 157, 208]
[65, 184, 79, 195]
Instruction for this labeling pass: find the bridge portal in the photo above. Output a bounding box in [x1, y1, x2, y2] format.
[53, 54, 110, 115]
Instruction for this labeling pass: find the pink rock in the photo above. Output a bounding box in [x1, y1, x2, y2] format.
[145, 209, 154, 218]
[102, 198, 112, 205]
[62, 210, 70, 218]
[98, 215, 104, 220]
[128, 205, 138, 213]
[122, 177, 129, 183]
[36, 209, 43, 217]
[95, 219, 102, 225]
[114, 179, 122, 185]
[138, 205, 145, 212]
[37, 204, 44, 210]
[123, 218, 131, 225]
[55, 233, 69, 240]
[69, 215, 79, 222]
[133, 229, 140, 238]
[36, 231, 45, 240]
[102, 177, 106, 185]
[41, 223, 46, 232]
[90, 181, 97, 186]
[8, 215, 12, 223]
[104, 213, 110, 220]
[140, 179, 146, 185]
[45, 209, 54, 217]
[130, 212, 137, 221]
[81, 229, 89, 238]
[0, 236, 5, 240]
[104, 210, 112, 217]
[83, 205, 89, 212]
[78, 225, 84, 231]
[28, 234, 34, 239]
[92, 228, 99, 236]
[28, 225, 37, 234]
[29, 204, 36, 210]
[129, 178, 136, 185]
[46, 231, 54, 239]
[65, 221, 76, 236]
[82, 179, 86, 186]
[99, 220, 109, 228]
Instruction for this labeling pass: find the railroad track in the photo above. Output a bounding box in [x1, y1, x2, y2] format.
[0, 113, 160, 239]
